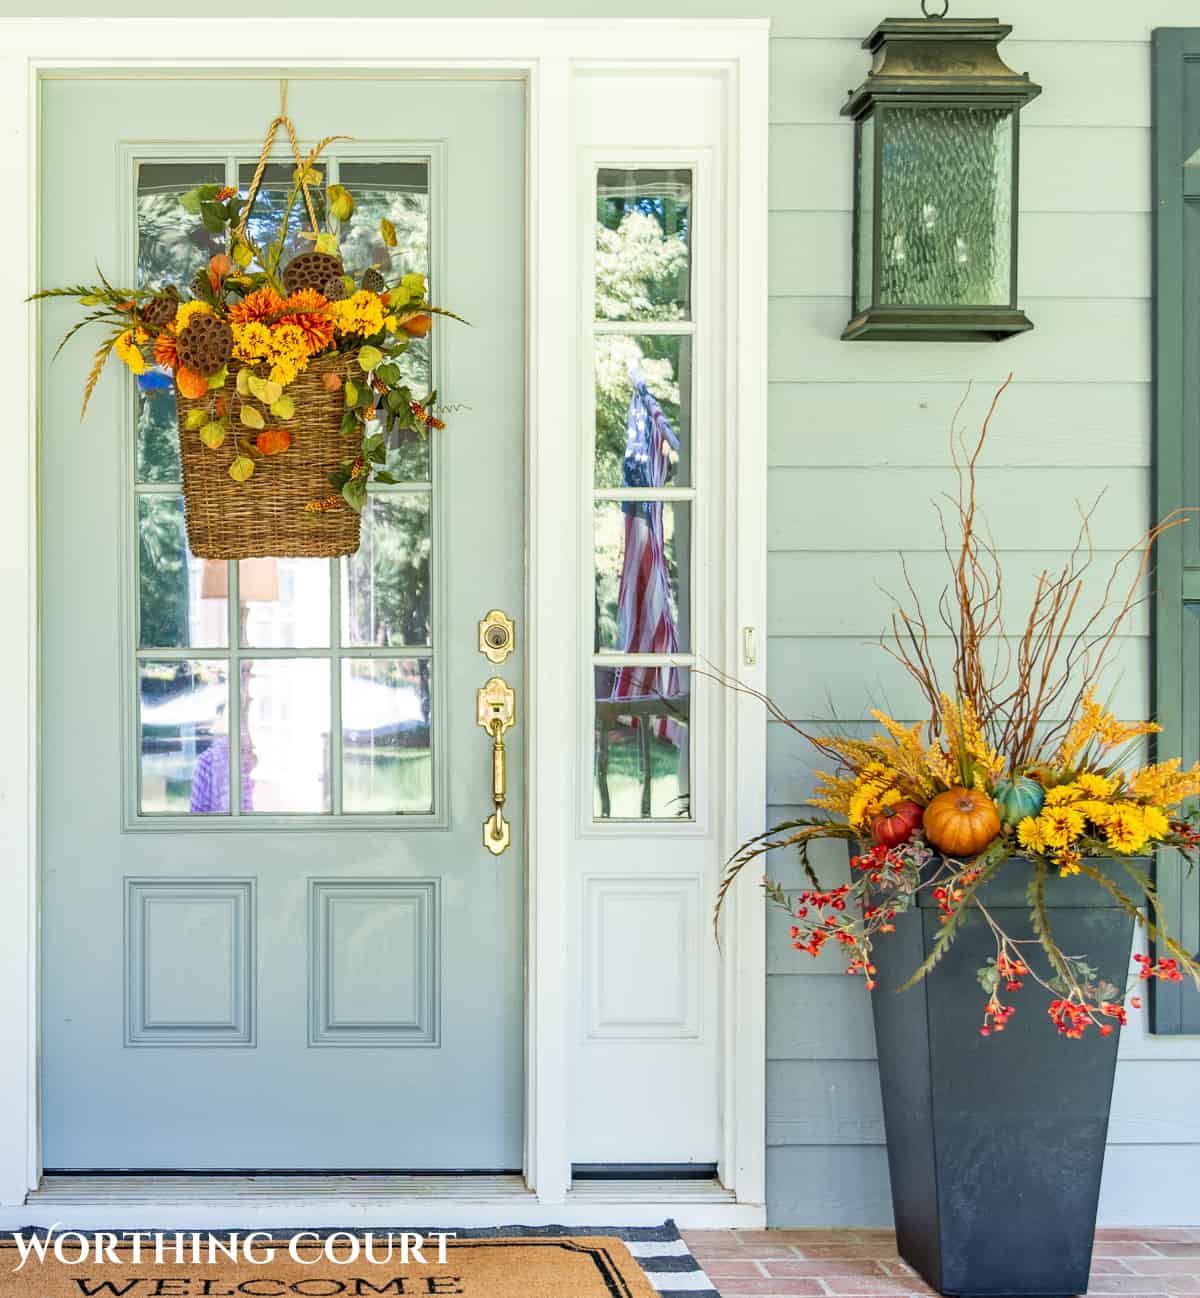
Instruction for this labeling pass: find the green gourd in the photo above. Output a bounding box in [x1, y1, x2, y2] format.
[993, 776, 1045, 828]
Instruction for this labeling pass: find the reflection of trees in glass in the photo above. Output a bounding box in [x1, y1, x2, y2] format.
[137, 496, 189, 649]
[340, 188, 429, 281]
[137, 191, 223, 289]
[595, 169, 690, 321]
[594, 334, 683, 487]
[344, 495, 432, 647]
[237, 166, 328, 272]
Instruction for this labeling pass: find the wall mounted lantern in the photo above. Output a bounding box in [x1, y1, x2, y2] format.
[841, 2, 1041, 341]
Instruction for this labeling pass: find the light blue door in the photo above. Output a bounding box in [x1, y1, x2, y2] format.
[39, 77, 526, 1169]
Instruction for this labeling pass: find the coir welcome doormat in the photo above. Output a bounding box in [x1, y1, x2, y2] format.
[0, 1223, 718, 1298]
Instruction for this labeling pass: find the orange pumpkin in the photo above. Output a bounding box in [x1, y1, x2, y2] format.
[922, 787, 1001, 858]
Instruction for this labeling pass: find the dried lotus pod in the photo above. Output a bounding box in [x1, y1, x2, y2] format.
[283, 251, 344, 296]
[140, 292, 179, 329]
[176, 313, 233, 377]
[323, 276, 348, 301]
[360, 267, 386, 294]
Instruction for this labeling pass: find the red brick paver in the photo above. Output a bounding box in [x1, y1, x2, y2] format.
[680, 1229, 1200, 1298]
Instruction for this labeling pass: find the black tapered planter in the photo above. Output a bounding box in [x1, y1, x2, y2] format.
[868, 856, 1139, 1298]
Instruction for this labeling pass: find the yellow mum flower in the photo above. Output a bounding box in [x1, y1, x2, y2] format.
[1016, 816, 1048, 853]
[175, 301, 213, 331]
[330, 289, 385, 338]
[1057, 848, 1083, 877]
[1037, 805, 1086, 850]
[232, 321, 272, 361]
[1142, 805, 1170, 840]
[1044, 783, 1083, 806]
[1075, 799, 1114, 828]
[114, 329, 146, 375]
[1074, 772, 1116, 798]
[1104, 804, 1149, 854]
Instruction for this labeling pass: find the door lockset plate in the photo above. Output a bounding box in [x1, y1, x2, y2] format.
[479, 609, 516, 664]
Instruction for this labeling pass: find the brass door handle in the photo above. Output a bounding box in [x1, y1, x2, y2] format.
[477, 676, 515, 855]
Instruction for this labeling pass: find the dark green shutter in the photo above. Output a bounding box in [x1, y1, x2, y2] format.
[1152, 28, 1200, 1034]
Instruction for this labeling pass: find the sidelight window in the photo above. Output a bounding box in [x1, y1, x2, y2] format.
[591, 167, 695, 821]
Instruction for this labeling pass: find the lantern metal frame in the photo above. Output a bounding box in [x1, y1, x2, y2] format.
[841, 16, 1041, 342]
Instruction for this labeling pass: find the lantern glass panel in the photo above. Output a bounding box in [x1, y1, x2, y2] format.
[878, 106, 1013, 308]
[855, 114, 876, 312]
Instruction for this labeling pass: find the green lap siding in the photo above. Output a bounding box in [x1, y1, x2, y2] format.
[13, 0, 1200, 1227]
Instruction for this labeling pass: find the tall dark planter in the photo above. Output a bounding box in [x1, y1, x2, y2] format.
[868, 856, 1139, 1298]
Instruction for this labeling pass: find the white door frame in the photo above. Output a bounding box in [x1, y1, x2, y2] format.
[0, 17, 769, 1223]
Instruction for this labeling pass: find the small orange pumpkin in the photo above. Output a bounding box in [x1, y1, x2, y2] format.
[922, 787, 1001, 858]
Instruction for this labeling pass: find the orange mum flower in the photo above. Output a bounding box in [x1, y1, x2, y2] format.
[153, 331, 179, 370]
[228, 286, 284, 327]
[256, 428, 292, 456]
[280, 289, 335, 355]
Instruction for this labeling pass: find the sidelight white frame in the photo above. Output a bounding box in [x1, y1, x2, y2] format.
[0, 17, 769, 1225]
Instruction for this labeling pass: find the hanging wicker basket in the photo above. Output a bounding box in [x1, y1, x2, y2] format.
[176, 353, 360, 560]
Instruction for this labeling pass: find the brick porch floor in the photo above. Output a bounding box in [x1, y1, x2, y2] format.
[680, 1229, 1200, 1298]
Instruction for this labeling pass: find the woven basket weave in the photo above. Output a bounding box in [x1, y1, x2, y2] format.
[176, 352, 361, 560]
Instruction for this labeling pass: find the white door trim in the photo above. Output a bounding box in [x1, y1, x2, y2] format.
[0, 16, 769, 1222]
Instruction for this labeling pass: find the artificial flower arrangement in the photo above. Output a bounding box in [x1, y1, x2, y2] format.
[714, 378, 1200, 1039]
[33, 105, 458, 558]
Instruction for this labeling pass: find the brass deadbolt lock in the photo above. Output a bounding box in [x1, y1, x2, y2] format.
[479, 609, 516, 664]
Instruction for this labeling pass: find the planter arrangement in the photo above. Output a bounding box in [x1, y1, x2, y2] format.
[34, 94, 456, 559]
[716, 378, 1200, 1298]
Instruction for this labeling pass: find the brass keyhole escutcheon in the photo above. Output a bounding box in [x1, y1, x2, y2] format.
[479, 609, 516, 664]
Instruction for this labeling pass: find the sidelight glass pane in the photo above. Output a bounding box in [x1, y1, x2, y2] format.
[594, 665, 691, 819]
[594, 500, 691, 654]
[138, 659, 230, 814]
[240, 659, 332, 814]
[341, 493, 432, 647]
[594, 334, 690, 488]
[239, 558, 331, 648]
[878, 106, 1013, 307]
[342, 659, 433, 814]
[137, 495, 228, 649]
[596, 167, 691, 321]
[136, 161, 226, 484]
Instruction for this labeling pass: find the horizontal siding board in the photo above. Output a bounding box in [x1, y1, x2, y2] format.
[769, 211, 1150, 301]
[768, 382, 1150, 469]
[768, 974, 877, 1061]
[769, 125, 1150, 214]
[767, 1059, 1200, 1147]
[765, 551, 1152, 637]
[770, 1143, 1200, 1227]
[765, 635, 1149, 721]
[767, 466, 1149, 549]
[767, 1145, 893, 1227]
[769, 41, 1151, 129]
[768, 299, 1151, 385]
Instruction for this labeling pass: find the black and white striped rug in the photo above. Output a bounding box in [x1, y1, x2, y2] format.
[451, 1221, 719, 1296]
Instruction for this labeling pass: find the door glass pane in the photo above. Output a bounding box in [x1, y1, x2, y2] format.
[136, 161, 225, 484]
[596, 167, 692, 321]
[595, 333, 690, 488]
[342, 659, 433, 814]
[336, 161, 430, 280]
[341, 493, 432, 647]
[237, 162, 327, 274]
[139, 660, 229, 814]
[137, 495, 228, 649]
[594, 500, 691, 654]
[240, 558, 331, 649]
[240, 659, 332, 814]
[594, 665, 691, 819]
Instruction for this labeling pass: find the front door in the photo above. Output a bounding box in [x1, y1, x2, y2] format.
[39, 77, 526, 1169]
